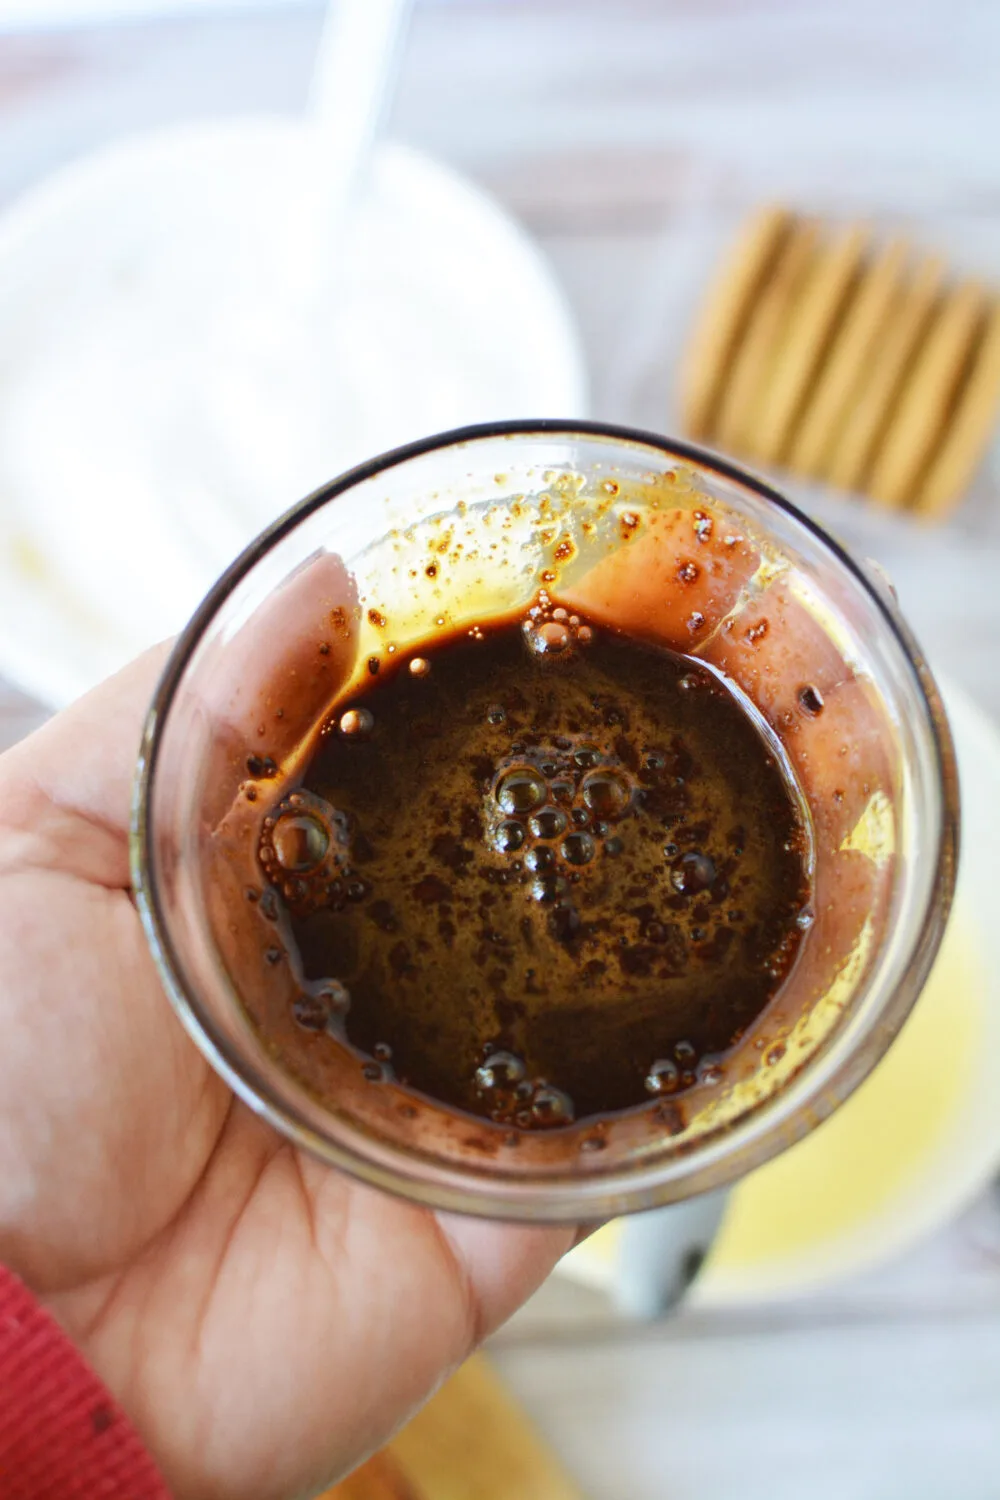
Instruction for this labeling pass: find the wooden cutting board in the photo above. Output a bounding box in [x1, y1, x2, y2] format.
[321, 1354, 585, 1500]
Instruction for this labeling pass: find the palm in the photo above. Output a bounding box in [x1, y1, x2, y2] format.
[0, 650, 571, 1500]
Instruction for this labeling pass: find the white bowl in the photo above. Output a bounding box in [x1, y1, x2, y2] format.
[0, 117, 587, 705]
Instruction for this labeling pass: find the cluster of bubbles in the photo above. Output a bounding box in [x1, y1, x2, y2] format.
[291, 979, 351, 1035]
[644, 1039, 723, 1096]
[520, 593, 593, 658]
[473, 1048, 575, 1128]
[257, 788, 351, 918]
[488, 735, 636, 923]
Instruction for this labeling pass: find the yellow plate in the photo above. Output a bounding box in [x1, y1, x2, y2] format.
[564, 680, 998, 1303]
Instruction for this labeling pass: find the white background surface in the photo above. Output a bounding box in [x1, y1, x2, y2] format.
[1, 4, 999, 1496]
[0, 0, 305, 29]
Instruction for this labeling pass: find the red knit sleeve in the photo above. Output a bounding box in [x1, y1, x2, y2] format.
[0, 1266, 170, 1499]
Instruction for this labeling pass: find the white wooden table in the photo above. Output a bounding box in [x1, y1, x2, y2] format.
[2, 4, 999, 1496]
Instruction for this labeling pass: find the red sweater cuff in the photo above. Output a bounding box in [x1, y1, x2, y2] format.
[0, 1265, 170, 1499]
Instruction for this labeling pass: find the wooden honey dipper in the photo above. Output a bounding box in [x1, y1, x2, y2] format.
[679, 206, 1000, 519]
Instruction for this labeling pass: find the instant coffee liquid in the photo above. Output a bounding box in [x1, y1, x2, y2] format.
[250, 593, 813, 1131]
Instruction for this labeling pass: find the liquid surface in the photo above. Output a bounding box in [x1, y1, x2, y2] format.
[255, 603, 812, 1129]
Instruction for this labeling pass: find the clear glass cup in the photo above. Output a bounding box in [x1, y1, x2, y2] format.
[131, 421, 958, 1222]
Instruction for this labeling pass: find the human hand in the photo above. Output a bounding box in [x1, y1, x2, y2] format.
[0, 647, 572, 1500]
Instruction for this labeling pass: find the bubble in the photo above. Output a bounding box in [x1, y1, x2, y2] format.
[604, 835, 624, 858]
[496, 768, 546, 814]
[581, 769, 630, 819]
[687, 611, 706, 633]
[409, 657, 431, 678]
[493, 819, 525, 854]
[292, 994, 330, 1032]
[552, 607, 568, 621]
[530, 873, 569, 903]
[574, 746, 602, 769]
[674, 1040, 697, 1064]
[373, 1042, 393, 1062]
[576, 626, 594, 646]
[677, 561, 700, 583]
[486, 704, 507, 725]
[525, 845, 556, 873]
[561, 831, 595, 865]
[246, 754, 278, 779]
[798, 684, 825, 716]
[796, 906, 815, 931]
[317, 980, 351, 1015]
[531, 1085, 575, 1126]
[700, 1064, 724, 1086]
[550, 779, 575, 804]
[645, 1059, 679, 1095]
[476, 1051, 527, 1089]
[529, 806, 568, 840]
[362, 1062, 384, 1082]
[526, 619, 572, 655]
[339, 707, 374, 738]
[571, 807, 590, 827]
[671, 851, 717, 894]
[580, 1133, 607, 1153]
[272, 811, 330, 873]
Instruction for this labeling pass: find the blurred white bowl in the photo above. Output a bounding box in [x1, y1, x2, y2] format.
[0, 117, 587, 705]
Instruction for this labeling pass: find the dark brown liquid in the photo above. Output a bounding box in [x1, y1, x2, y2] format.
[255, 604, 812, 1129]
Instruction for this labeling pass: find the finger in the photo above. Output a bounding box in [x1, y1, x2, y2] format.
[0, 552, 360, 884]
[559, 505, 760, 650]
[696, 579, 893, 848]
[696, 580, 853, 723]
[0, 642, 174, 886]
[782, 677, 894, 850]
[435, 1213, 576, 1337]
[194, 551, 360, 827]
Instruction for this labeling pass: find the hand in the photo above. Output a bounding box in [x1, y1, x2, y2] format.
[0, 648, 573, 1500]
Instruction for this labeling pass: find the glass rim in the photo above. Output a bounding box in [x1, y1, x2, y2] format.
[131, 419, 960, 1220]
